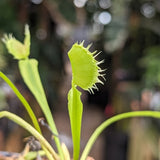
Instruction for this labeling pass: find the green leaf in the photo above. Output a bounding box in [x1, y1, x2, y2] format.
[68, 84, 83, 160]
[18, 58, 64, 159]
[18, 59, 48, 108]
[18, 58, 55, 128]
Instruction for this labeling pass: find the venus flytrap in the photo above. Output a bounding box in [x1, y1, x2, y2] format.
[68, 42, 105, 93]
[1, 24, 160, 160]
[2, 25, 64, 160]
[67, 42, 160, 160]
[67, 42, 105, 160]
[2, 25, 30, 60]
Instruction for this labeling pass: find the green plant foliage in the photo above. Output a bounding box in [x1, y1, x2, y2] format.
[80, 111, 160, 160]
[0, 71, 41, 133]
[67, 41, 105, 160]
[68, 85, 83, 160]
[68, 42, 105, 93]
[24, 150, 46, 160]
[2, 24, 160, 160]
[2, 25, 30, 60]
[18, 58, 63, 159]
[2, 25, 64, 160]
[140, 46, 160, 87]
[0, 111, 58, 160]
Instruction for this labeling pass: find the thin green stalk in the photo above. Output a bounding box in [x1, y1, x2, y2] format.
[0, 72, 54, 160]
[0, 71, 41, 133]
[80, 111, 160, 160]
[0, 111, 59, 160]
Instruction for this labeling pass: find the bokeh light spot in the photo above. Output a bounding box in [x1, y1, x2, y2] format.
[98, 11, 112, 25]
[99, 0, 111, 9]
[31, 0, 43, 5]
[141, 3, 155, 18]
[73, 0, 87, 8]
[36, 29, 47, 40]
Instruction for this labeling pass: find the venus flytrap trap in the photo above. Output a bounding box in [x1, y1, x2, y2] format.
[67, 42, 106, 160]
[2, 25, 30, 60]
[68, 42, 105, 93]
[1, 24, 160, 160]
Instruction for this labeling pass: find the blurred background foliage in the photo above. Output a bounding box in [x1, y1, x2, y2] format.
[0, 0, 160, 159]
[140, 46, 160, 88]
[0, 0, 160, 101]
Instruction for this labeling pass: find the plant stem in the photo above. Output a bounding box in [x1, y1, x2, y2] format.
[0, 111, 59, 160]
[0, 71, 41, 133]
[0, 72, 55, 160]
[80, 111, 160, 160]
